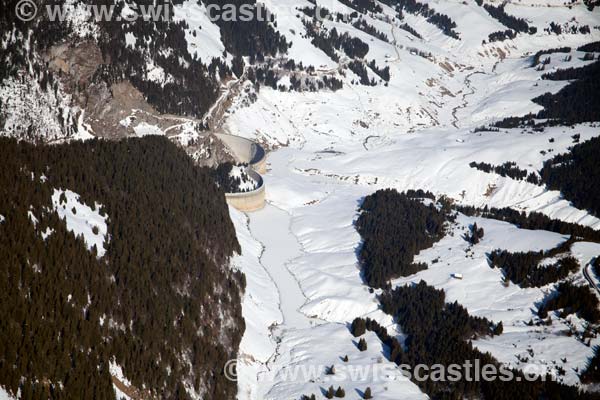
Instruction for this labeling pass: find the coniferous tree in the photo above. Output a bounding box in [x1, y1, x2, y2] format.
[351, 318, 367, 337]
[358, 338, 368, 351]
[538, 282, 600, 323]
[489, 239, 579, 288]
[326, 386, 335, 399]
[540, 135, 600, 217]
[356, 189, 447, 287]
[0, 136, 244, 399]
[493, 322, 504, 336]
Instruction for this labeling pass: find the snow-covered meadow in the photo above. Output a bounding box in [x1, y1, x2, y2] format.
[223, 1, 600, 398]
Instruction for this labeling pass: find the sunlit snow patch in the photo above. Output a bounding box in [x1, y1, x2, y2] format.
[51, 189, 108, 257]
[0, 386, 17, 400]
[27, 210, 38, 227]
[133, 122, 164, 137]
[61, 0, 100, 39]
[173, 0, 227, 62]
[41, 227, 54, 240]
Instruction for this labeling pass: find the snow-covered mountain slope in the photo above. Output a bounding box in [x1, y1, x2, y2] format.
[218, 1, 600, 399]
[2, 0, 600, 399]
[2, 0, 596, 144]
[232, 132, 600, 398]
[0, 136, 246, 400]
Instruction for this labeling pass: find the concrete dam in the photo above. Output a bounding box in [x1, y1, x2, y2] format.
[216, 133, 267, 212]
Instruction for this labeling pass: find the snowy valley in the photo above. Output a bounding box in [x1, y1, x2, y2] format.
[221, 2, 600, 398]
[2, 0, 600, 399]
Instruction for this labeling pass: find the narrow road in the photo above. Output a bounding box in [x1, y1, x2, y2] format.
[204, 70, 247, 132]
[583, 263, 600, 295]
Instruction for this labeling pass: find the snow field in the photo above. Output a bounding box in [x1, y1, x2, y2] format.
[51, 189, 108, 257]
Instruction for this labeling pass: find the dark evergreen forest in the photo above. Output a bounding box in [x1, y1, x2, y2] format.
[353, 19, 389, 42]
[304, 22, 371, 62]
[353, 189, 600, 399]
[201, 0, 289, 58]
[496, 58, 600, 127]
[538, 282, 600, 323]
[482, 3, 534, 34]
[455, 205, 600, 243]
[339, 0, 383, 14]
[581, 345, 600, 384]
[99, 0, 288, 117]
[534, 60, 600, 125]
[530, 47, 571, 67]
[381, 0, 460, 39]
[489, 239, 579, 287]
[469, 161, 539, 184]
[578, 41, 600, 52]
[540, 136, 600, 217]
[1, 0, 289, 121]
[353, 308, 596, 399]
[0, 136, 244, 399]
[487, 29, 517, 43]
[355, 189, 448, 288]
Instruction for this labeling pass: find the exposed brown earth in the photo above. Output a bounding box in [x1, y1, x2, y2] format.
[43, 40, 257, 170]
[111, 375, 155, 400]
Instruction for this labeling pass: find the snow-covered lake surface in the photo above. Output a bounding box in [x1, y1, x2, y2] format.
[248, 204, 311, 330]
[234, 199, 427, 399]
[232, 174, 429, 398]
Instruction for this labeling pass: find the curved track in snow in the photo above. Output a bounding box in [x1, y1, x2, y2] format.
[583, 263, 600, 296]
